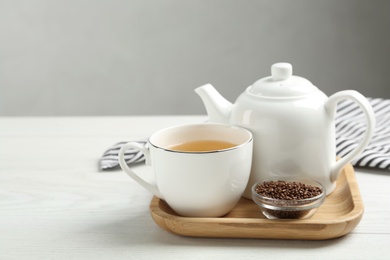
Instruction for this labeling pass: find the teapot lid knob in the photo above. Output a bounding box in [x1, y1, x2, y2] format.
[249, 62, 318, 97]
[271, 63, 292, 81]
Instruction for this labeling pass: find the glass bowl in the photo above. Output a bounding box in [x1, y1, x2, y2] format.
[251, 178, 326, 220]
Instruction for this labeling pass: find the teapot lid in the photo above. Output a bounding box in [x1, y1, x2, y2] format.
[249, 63, 318, 98]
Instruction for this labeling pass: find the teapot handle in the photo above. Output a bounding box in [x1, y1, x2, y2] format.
[325, 90, 375, 181]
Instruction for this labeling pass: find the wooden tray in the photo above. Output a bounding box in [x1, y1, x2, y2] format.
[149, 163, 363, 240]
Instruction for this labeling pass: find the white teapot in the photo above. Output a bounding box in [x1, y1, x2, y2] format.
[195, 63, 375, 198]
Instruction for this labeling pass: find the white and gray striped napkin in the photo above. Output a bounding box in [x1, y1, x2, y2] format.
[100, 97, 390, 171]
[100, 140, 148, 170]
[336, 97, 390, 170]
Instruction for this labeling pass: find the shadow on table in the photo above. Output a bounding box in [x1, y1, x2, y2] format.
[357, 167, 389, 176]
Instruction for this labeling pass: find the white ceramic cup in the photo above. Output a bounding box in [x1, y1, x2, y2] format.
[118, 123, 253, 217]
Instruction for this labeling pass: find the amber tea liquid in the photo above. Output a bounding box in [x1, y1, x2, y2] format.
[168, 140, 237, 152]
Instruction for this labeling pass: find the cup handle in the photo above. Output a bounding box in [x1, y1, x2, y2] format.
[118, 142, 164, 199]
[325, 90, 376, 181]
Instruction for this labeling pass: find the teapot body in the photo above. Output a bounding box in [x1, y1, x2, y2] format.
[232, 88, 337, 198]
[195, 63, 375, 199]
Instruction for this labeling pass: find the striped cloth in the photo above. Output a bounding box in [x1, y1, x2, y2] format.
[336, 97, 390, 170]
[100, 98, 390, 171]
[100, 140, 147, 170]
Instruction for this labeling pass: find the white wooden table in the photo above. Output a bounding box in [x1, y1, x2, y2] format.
[1, 116, 389, 260]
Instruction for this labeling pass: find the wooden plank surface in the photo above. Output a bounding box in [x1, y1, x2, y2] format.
[0, 117, 389, 259]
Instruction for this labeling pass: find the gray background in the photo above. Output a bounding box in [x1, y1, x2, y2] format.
[1, 0, 389, 116]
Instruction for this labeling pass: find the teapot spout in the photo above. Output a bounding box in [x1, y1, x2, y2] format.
[195, 84, 233, 124]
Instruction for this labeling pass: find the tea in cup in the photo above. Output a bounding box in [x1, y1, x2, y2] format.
[118, 123, 253, 217]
